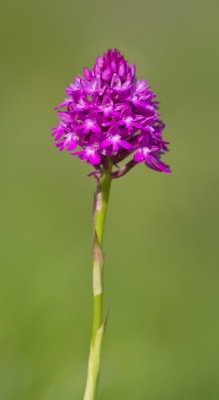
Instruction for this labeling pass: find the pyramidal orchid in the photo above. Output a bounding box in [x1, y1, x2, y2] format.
[52, 49, 171, 400]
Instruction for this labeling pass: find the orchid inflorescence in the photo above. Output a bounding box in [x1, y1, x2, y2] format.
[52, 49, 171, 178]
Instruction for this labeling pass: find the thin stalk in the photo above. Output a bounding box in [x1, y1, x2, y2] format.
[83, 162, 112, 400]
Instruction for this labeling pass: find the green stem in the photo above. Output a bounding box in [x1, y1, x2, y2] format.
[83, 162, 112, 400]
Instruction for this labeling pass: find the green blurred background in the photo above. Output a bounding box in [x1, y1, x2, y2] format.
[1, 0, 219, 399]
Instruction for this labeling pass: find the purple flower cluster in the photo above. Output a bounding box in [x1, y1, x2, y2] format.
[52, 49, 171, 176]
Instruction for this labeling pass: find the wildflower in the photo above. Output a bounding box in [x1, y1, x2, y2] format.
[52, 49, 172, 400]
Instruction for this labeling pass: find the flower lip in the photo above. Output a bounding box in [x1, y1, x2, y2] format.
[53, 49, 171, 175]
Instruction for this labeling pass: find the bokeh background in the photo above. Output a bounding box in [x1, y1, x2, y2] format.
[1, 0, 219, 399]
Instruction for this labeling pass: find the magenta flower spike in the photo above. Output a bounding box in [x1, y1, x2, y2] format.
[53, 49, 171, 177]
[52, 49, 171, 400]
